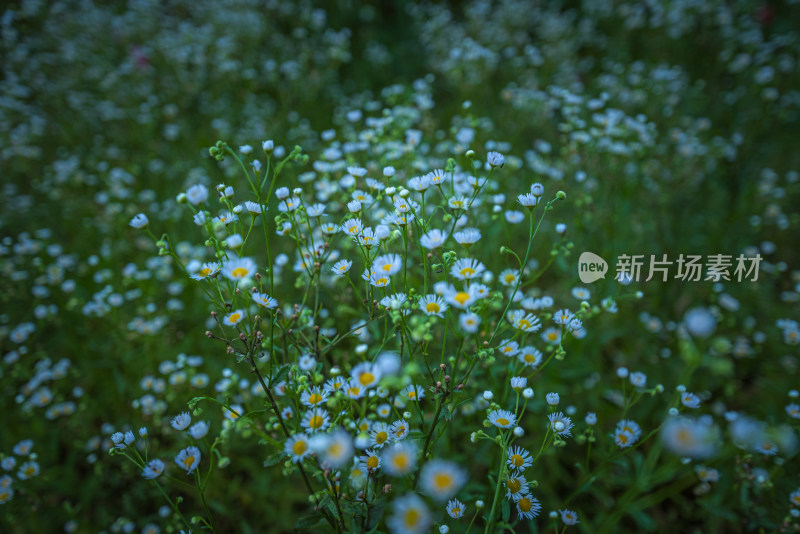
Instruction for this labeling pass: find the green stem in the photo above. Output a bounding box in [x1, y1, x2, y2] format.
[195, 467, 216, 532]
[153, 480, 192, 532]
[484, 433, 510, 534]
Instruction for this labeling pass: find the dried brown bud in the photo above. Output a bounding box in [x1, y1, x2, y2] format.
[254, 272, 262, 280]
[382, 484, 392, 494]
[226, 346, 234, 354]
[239, 333, 247, 342]
[205, 330, 213, 338]
[439, 363, 446, 371]
[211, 311, 218, 318]
[444, 375, 451, 383]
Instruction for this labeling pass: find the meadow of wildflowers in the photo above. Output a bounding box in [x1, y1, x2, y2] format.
[1, 1, 799, 533]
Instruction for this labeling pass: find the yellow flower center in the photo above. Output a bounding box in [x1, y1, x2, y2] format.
[504, 274, 516, 283]
[228, 313, 241, 323]
[293, 441, 307, 455]
[367, 456, 379, 469]
[518, 498, 532, 512]
[183, 456, 195, 470]
[676, 429, 693, 445]
[359, 372, 375, 386]
[454, 292, 470, 305]
[507, 478, 521, 493]
[404, 509, 420, 527]
[518, 319, 531, 329]
[231, 267, 248, 278]
[348, 387, 361, 397]
[407, 391, 417, 399]
[375, 431, 388, 444]
[308, 393, 322, 405]
[200, 267, 211, 276]
[496, 417, 509, 426]
[425, 302, 440, 313]
[309, 415, 324, 429]
[510, 454, 523, 467]
[434, 472, 452, 490]
[393, 454, 409, 470]
[395, 426, 406, 436]
[460, 267, 475, 277]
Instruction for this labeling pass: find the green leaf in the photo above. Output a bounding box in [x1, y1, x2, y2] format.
[263, 451, 284, 467]
[295, 513, 325, 529]
[187, 395, 218, 410]
[340, 500, 364, 517]
[257, 435, 282, 448]
[271, 364, 291, 385]
[502, 498, 510, 522]
[441, 406, 452, 421]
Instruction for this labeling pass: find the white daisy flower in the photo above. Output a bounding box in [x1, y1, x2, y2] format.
[221, 257, 257, 281]
[419, 459, 467, 501]
[175, 446, 201, 474]
[419, 295, 448, 317]
[284, 433, 312, 463]
[223, 309, 245, 326]
[388, 493, 431, 534]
